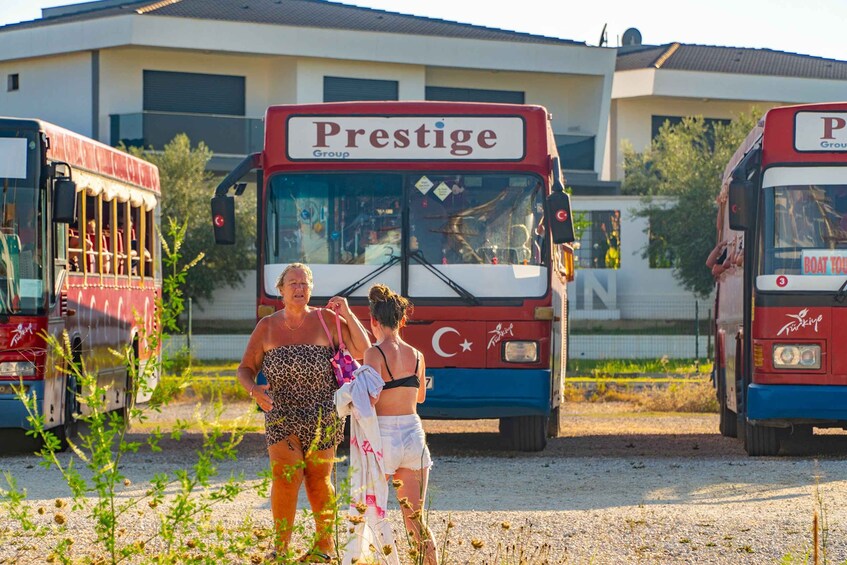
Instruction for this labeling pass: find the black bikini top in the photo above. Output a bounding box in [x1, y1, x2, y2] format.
[374, 344, 421, 390]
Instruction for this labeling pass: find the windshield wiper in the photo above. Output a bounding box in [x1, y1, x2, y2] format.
[835, 278, 847, 303]
[337, 254, 401, 297]
[409, 250, 479, 305]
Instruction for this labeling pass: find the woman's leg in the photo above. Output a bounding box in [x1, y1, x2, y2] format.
[268, 438, 306, 553]
[394, 466, 438, 565]
[303, 446, 338, 556]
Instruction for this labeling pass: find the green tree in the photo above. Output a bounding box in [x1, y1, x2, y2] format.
[622, 111, 760, 297]
[126, 135, 257, 317]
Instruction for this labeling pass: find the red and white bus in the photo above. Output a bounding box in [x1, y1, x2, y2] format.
[0, 117, 161, 447]
[715, 102, 847, 455]
[212, 102, 576, 451]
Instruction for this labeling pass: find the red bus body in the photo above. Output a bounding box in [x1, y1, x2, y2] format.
[215, 102, 575, 451]
[0, 117, 161, 441]
[715, 102, 847, 455]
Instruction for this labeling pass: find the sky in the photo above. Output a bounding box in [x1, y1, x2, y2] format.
[1, 0, 846, 61]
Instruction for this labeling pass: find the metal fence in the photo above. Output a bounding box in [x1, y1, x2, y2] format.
[174, 297, 713, 362]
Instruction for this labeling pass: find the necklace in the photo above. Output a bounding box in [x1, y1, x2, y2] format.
[284, 311, 307, 331]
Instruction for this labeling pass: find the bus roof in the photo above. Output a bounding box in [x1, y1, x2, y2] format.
[263, 101, 554, 174]
[761, 102, 847, 167]
[0, 117, 160, 193]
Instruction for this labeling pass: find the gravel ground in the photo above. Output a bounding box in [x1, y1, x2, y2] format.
[3, 401, 847, 564]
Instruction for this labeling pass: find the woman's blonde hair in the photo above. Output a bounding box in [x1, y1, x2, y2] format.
[368, 283, 412, 329]
[276, 263, 314, 292]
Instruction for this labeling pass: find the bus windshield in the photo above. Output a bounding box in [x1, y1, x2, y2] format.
[0, 131, 44, 315]
[762, 184, 847, 276]
[266, 171, 546, 298]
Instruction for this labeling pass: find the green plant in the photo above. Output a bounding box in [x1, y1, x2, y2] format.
[0, 217, 266, 564]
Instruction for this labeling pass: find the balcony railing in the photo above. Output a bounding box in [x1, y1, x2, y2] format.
[109, 111, 264, 155]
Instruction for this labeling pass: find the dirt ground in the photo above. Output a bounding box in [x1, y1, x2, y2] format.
[4, 401, 847, 564]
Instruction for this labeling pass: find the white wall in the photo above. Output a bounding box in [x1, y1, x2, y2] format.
[607, 96, 781, 181]
[98, 47, 282, 141]
[0, 52, 92, 135]
[569, 195, 706, 320]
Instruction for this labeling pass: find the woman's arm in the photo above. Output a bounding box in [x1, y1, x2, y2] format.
[363, 347, 385, 405]
[237, 318, 271, 409]
[416, 355, 427, 404]
[327, 296, 371, 359]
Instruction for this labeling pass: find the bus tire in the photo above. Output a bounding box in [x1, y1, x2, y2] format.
[744, 421, 781, 456]
[54, 379, 79, 452]
[717, 369, 737, 438]
[503, 415, 548, 452]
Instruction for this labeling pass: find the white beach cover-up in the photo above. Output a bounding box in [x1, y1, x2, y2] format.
[335, 364, 400, 565]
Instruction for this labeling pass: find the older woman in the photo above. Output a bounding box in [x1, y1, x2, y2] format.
[237, 263, 370, 562]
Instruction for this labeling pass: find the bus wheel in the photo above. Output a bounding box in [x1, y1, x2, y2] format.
[744, 422, 781, 456]
[717, 370, 737, 438]
[54, 380, 79, 452]
[501, 416, 548, 452]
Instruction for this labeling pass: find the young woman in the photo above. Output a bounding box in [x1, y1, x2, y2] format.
[364, 284, 438, 565]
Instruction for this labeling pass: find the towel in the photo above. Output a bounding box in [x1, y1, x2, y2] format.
[335, 364, 400, 565]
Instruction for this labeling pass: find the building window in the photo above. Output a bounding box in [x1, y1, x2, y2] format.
[7, 74, 19, 92]
[555, 134, 595, 171]
[647, 220, 676, 269]
[425, 86, 524, 104]
[651, 115, 731, 144]
[323, 76, 398, 102]
[143, 70, 245, 115]
[574, 210, 621, 269]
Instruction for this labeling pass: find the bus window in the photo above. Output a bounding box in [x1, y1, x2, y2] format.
[266, 173, 403, 265]
[144, 208, 154, 277]
[409, 173, 544, 266]
[68, 191, 82, 272]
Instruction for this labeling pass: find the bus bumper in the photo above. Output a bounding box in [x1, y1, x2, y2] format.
[418, 368, 550, 419]
[748, 383, 847, 422]
[0, 381, 43, 430]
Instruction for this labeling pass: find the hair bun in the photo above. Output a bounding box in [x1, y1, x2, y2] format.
[369, 283, 391, 302]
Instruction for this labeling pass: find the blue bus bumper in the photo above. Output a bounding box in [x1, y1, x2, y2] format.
[0, 381, 43, 430]
[417, 368, 550, 419]
[748, 383, 847, 422]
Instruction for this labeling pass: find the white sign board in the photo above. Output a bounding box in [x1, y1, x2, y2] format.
[0, 138, 27, 179]
[795, 112, 847, 151]
[286, 116, 525, 160]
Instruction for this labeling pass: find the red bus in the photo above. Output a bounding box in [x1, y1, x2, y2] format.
[0, 117, 161, 447]
[715, 102, 847, 455]
[212, 102, 576, 451]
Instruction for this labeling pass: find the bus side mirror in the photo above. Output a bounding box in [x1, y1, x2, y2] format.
[52, 179, 77, 224]
[728, 179, 754, 231]
[545, 191, 575, 244]
[211, 195, 236, 245]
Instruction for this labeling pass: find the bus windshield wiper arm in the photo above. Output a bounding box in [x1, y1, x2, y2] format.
[835, 278, 847, 303]
[409, 250, 480, 305]
[337, 255, 401, 298]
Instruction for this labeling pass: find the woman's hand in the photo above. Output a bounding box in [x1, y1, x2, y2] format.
[252, 383, 273, 412]
[326, 295, 352, 317]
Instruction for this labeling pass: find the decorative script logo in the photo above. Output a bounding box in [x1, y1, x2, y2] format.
[487, 323, 514, 349]
[777, 309, 822, 336]
[10, 323, 33, 347]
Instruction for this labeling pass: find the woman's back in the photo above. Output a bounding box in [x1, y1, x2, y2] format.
[368, 339, 424, 416]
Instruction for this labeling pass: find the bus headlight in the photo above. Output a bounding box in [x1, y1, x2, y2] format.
[503, 341, 539, 363]
[773, 344, 821, 369]
[0, 361, 36, 377]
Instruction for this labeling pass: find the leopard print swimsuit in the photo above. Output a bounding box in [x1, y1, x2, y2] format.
[261, 344, 345, 451]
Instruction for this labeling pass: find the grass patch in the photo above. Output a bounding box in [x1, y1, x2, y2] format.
[569, 357, 712, 377]
[565, 378, 719, 413]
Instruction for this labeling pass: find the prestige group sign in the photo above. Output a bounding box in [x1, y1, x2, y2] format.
[795, 111, 847, 151]
[286, 115, 525, 161]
